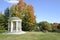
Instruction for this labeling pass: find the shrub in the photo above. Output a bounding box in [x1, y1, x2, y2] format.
[0, 30, 7, 33]
[0, 26, 5, 30]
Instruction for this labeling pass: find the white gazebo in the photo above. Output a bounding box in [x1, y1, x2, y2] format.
[5, 17, 26, 34]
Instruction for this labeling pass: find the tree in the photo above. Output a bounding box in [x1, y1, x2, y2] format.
[58, 24, 60, 29]
[10, 0, 36, 31]
[52, 23, 59, 31]
[0, 12, 5, 30]
[38, 21, 52, 32]
[10, 0, 27, 18]
[4, 8, 10, 30]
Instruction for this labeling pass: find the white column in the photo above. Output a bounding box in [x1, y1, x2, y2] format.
[11, 21, 13, 32]
[16, 21, 18, 32]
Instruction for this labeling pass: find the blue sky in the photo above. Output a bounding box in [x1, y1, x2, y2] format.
[0, 0, 60, 23]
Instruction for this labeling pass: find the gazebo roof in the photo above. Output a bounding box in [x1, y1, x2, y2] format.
[8, 17, 22, 21]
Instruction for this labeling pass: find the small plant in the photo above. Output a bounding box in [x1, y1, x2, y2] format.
[0, 30, 7, 33]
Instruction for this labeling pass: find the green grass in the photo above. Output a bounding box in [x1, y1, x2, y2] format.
[0, 32, 60, 40]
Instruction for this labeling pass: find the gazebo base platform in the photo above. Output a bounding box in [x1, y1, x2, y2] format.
[3, 31, 26, 34]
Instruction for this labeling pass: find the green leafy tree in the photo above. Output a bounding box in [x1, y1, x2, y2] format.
[0, 13, 5, 30]
[38, 21, 52, 31]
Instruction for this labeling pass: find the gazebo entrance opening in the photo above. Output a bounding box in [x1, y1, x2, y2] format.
[13, 21, 16, 32]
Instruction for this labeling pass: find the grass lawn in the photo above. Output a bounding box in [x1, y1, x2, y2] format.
[0, 32, 60, 40]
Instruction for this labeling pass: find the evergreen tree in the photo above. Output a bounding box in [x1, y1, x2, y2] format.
[4, 8, 10, 30]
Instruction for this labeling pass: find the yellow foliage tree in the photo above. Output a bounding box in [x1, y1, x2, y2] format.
[11, 0, 36, 31]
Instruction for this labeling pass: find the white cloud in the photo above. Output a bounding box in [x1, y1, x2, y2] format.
[5, 0, 19, 4]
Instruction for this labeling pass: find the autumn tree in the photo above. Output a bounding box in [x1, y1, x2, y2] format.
[52, 23, 59, 31]
[10, 0, 36, 31]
